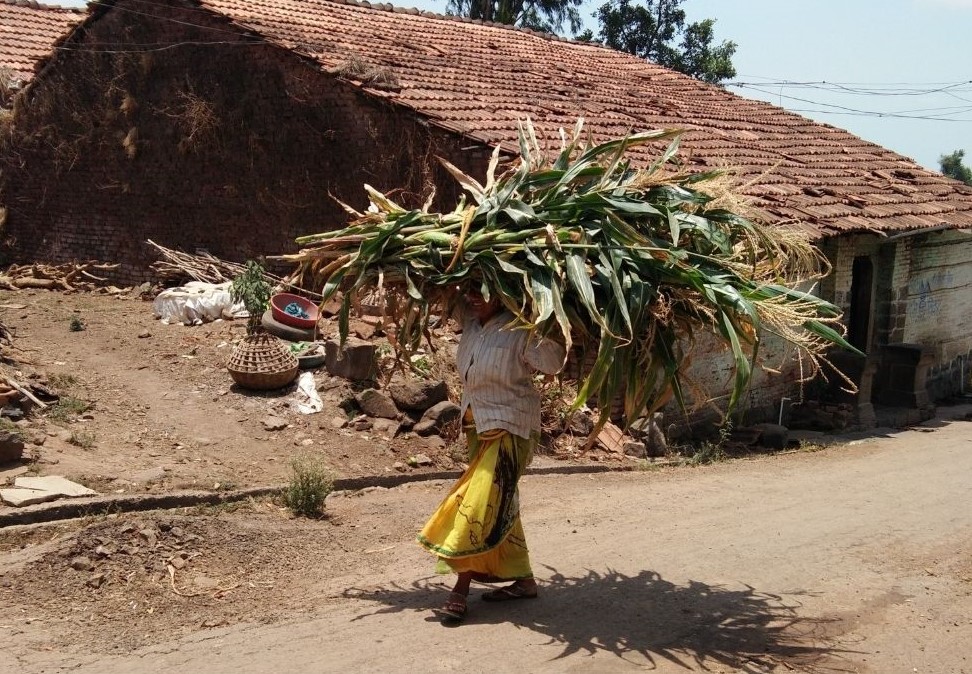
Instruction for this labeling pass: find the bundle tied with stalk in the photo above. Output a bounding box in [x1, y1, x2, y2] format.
[279, 119, 859, 436]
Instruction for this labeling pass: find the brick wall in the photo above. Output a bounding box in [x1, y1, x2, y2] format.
[901, 231, 972, 398]
[0, 2, 493, 285]
[665, 288, 834, 437]
[823, 231, 972, 403]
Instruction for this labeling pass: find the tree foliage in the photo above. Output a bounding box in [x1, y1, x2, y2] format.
[940, 149, 972, 186]
[446, 0, 584, 33]
[586, 0, 737, 85]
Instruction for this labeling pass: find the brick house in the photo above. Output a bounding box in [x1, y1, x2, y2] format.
[1, 0, 970, 425]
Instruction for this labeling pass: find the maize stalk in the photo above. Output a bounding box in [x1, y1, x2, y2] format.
[280, 119, 860, 433]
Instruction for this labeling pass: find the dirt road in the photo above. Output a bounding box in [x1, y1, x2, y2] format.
[6, 408, 972, 673]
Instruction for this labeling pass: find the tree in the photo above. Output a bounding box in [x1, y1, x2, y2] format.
[587, 0, 737, 85]
[446, 0, 584, 34]
[940, 149, 972, 186]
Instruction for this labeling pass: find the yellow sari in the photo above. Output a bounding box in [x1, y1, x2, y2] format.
[417, 416, 536, 580]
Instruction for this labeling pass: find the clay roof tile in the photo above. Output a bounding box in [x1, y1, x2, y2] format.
[0, 0, 83, 83]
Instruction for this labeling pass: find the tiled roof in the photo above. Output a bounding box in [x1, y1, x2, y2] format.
[0, 0, 83, 84]
[29, 0, 972, 237]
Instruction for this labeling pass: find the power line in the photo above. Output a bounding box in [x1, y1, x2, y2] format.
[727, 75, 972, 96]
[731, 83, 972, 122]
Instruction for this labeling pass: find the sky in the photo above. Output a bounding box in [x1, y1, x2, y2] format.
[54, 0, 971, 171]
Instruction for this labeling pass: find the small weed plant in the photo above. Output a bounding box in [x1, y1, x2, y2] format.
[230, 260, 272, 333]
[283, 454, 334, 518]
[68, 430, 96, 449]
[69, 315, 85, 332]
[48, 373, 78, 390]
[47, 396, 90, 423]
[687, 440, 725, 465]
[410, 354, 432, 376]
[675, 422, 732, 466]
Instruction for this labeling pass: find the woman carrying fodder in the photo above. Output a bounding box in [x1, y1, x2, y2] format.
[279, 119, 858, 624]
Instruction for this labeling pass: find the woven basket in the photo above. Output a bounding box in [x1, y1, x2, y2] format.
[227, 329, 299, 390]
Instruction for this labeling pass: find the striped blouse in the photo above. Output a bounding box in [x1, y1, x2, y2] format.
[457, 310, 565, 439]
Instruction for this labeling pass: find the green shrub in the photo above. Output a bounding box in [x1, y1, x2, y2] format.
[283, 454, 334, 518]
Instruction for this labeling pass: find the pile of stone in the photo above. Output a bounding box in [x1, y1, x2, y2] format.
[59, 517, 207, 592]
[268, 308, 673, 462]
[317, 341, 678, 465]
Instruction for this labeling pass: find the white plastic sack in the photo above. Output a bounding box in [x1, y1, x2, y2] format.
[292, 371, 323, 414]
[152, 281, 245, 326]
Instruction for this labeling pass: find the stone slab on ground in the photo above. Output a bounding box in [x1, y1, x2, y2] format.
[14, 475, 97, 497]
[0, 487, 60, 507]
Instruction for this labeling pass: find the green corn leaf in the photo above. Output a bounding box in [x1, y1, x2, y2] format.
[804, 320, 864, 355]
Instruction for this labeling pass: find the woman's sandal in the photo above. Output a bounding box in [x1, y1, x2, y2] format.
[481, 583, 539, 602]
[433, 591, 468, 624]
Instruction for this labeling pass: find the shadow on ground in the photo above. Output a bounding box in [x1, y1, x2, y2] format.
[343, 567, 858, 673]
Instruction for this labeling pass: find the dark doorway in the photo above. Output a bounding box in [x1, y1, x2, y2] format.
[847, 256, 873, 351]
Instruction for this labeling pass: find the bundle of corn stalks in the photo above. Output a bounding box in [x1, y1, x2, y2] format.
[280, 120, 858, 429]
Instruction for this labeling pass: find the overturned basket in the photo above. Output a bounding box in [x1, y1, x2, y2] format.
[227, 329, 299, 390]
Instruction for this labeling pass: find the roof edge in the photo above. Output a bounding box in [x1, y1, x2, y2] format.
[325, 0, 591, 45]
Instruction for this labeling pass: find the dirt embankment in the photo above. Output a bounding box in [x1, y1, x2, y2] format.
[0, 288, 633, 501]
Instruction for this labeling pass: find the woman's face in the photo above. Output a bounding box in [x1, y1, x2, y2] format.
[465, 289, 501, 324]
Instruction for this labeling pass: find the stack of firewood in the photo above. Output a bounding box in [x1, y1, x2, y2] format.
[0, 262, 119, 292]
[146, 240, 298, 292]
[147, 239, 248, 284]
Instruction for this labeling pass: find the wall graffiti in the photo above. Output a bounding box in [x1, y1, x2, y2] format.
[907, 270, 956, 319]
[909, 287, 942, 318]
[907, 269, 955, 294]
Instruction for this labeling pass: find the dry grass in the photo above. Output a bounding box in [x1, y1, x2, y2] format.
[122, 127, 138, 159]
[331, 53, 400, 90]
[0, 66, 15, 109]
[1, 67, 16, 137]
[176, 91, 218, 149]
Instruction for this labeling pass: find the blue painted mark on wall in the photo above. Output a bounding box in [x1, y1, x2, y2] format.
[907, 269, 955, 294]
[908, 270, 955, 318]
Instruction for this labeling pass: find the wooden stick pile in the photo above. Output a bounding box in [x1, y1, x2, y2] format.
[0, 262, 119, 292]
[147, 239, 248, 284]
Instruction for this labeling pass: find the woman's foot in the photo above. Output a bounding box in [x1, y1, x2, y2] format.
[433, 591, 468, 624]
[481, 579, 538, 602]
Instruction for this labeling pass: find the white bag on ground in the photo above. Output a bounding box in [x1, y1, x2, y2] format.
[292, 371, 323, 414]
[152, 281, 244, 325]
